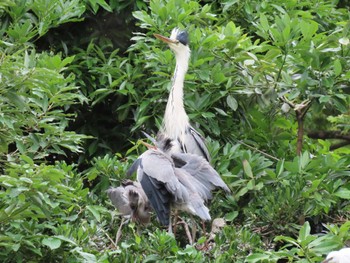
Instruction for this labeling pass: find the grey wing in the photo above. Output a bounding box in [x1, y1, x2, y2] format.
[172, 152, 231, 195]
[138, 149, 188, 226]
[184, 126, 210, 162]
[140, 150, 180, 194]
[126, 158, 142, 177]
[139, 170, 172, 226]
[175, 167, 212, 201]
[174, 168, 211, 221]
[107, 187, 132, 215]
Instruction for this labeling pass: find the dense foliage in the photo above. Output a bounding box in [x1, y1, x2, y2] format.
[0, 0, 349, 262]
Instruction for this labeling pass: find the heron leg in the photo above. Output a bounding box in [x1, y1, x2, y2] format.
[202, 220, 207, 236]
[177, 216, 193, 245]
[190, 215, 197, 244]
[168, 213, 173, 234]
[172, 210, 179, 235]
[183, 220, 193, 245]
[115, 217, 125, 244]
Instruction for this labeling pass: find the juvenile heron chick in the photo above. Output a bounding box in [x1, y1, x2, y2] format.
[107, 180, 152, 224]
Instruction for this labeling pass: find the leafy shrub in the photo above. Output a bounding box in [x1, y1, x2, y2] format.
[0, 0, 349, 262]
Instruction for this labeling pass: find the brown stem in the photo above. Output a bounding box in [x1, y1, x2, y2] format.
[295, 101, 312, 156]
[296, 112, 304, 156]
[280, 97, 313, 155]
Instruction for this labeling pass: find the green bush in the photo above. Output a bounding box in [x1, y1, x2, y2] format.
[0, 0, 349, 262]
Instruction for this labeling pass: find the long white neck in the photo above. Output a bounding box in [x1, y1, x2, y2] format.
[162, 49, 191, 140]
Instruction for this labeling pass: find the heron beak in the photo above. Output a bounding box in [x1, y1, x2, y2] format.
[141, 131, 157, 145]
[140, 140, 157, 150]
[154, 33, 178, 44]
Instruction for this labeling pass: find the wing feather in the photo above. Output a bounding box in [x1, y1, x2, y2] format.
[172, 152, 231, 195]
[139, 150, 178, 192]
[126, 158, 142, 177]
[137, 149, 189, 225]
[185, 126, 210, 162]
[140, 171, 171, 226]
[175, 168, 212, 201]
[174, 168, 211, 221]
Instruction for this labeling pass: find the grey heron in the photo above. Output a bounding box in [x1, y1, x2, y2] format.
[323, 248, 350, 263]
[107, 180, 152, 243]
[127, 136, 230, 243]
[107, 179, 152, 225]
[154, 28, 210, 162]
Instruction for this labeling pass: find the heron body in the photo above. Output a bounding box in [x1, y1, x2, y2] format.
[155, 134, 230, 199]
[128, 147, 211, 226]
[323, 248, 350, 263]
[127, 136, 230, 228]
[154, 28, 210, 161]
[107, 180, 152, 224]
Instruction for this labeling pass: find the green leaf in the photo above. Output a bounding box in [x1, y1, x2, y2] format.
[225, 211, 238, 221]
[7, 92, 26, 111]
[246, 253, 271, 263]
[227, 95, 238, 111]
[19, 177, 33, 184]
[42, 237, 62, 250]
[246, 179, 255, 190]
[274, 235, 299, 247]
[20, 155, 34, 165]
[243, 160, 254, 178]
[334, 187, 350, 199]
[309, 235, 341, 254]
[16, 140, 26, 154]
[143, 254, 161, 263]
[72, 247, 97, 263]
[300, 151, 310, 170]
[259, 13, 269, 32]
[333, 59, 342, 76]
[235, 187, 248, 199]
[276, 159, 284, 177]
[300, 20, 318, 39]
[214, 107, 228, 116]
[95, 0, 112, 12]
[298, 222, 311, 242]
[201, 112, 215, 118]
[11, 243, 20, 252]
[55, 235, 77, 246]
[86, 205, 101, 221]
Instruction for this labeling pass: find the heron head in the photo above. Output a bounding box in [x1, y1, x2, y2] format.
[154, 28, 189, 55]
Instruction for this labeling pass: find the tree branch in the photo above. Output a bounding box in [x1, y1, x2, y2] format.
[330, 141, 350, 151]
[307, 130, 350, 150]
[307, 131, 350, 141]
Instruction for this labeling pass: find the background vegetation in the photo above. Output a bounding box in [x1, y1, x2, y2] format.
[0, 0, 349, 262]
